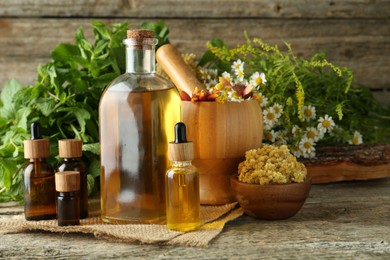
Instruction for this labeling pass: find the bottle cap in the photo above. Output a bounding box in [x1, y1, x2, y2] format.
[168, 122, 194, 161]
[55, 171, 80, 192]
[24, 122, 50, 159]
[58, 139, 83, 158]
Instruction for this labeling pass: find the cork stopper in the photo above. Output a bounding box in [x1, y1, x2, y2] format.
[58, 139, 83, 158]
[55, 171, 80, 192]
[168, 122, 194, 161]
[127, 30, 153, 39]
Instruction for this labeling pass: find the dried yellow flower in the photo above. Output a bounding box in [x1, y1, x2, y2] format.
[238, 144, 307, 185]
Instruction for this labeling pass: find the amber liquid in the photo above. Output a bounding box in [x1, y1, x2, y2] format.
[57, 159, 88, 219]
[165, 164, 200, 231]
[100, 83, 181, 224]
[24, 159, 56, 220]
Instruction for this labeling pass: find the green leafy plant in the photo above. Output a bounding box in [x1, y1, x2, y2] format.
[0, 20, 129, 202]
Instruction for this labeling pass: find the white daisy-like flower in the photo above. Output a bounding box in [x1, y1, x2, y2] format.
[204, 78, 218, 89]
[256, 92, 268, 108]
[318, 114, 335, 133]
[290, 145, 302, 158]
[348, 131, 363, 145]
[250, 72, 267, 87]
[292, 125, 302, 137]
[227, 90, 243, 103]
[264, 130, 279, 143]
[263, 107, 278, 128]
[302, 105, 317, 121]
[234, 68, 244, 82]
[299, 137, 316, 158]
[304, 127, 321, 142]
[231, 59, 244, 71]
[222, 72, 232, 82]
[272, 103, 283, 118]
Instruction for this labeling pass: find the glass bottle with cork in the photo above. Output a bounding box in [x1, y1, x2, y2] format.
[57, 139, 88, 219]
[23, 122, 56, 220]
[166, 122, 200, 231]
[99, 29, 181, 224]
[55, 171, 80, 226]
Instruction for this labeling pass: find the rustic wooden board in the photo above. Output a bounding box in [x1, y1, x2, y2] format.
[1, 178, 389, 258]
[302, 144, 390, 183]
[1, 0, 390, 18]
[307, 162, 390, 184]
[1, 18, 389, 99]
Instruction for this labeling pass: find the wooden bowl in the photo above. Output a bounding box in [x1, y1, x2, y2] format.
[182, 100, 263, 204]
[230, 174, 312, 219]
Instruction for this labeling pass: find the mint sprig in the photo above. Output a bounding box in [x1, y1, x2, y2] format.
[0, 20, 129, 202]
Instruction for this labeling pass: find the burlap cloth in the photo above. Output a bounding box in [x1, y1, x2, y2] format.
[0, 199, 243, 247]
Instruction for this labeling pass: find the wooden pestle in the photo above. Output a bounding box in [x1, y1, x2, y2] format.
[156, 44, 206, 96]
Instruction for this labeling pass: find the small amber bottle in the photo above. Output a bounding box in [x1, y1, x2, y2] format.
[57, 139, 88, 219]
[23, 122, 56, 220]
[55, 171, 80, 226]
[165, 122, 200, 232]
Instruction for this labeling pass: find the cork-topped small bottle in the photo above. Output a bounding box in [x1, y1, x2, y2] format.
[55, 171, 80, 226]
[99, 29, 181, 224]
[23, 122, 56, 220]
[165, 122, 200, 231]
[56, 139, 88, 219]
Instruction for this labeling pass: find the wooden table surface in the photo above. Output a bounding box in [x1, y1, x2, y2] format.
[1, 178, 389, 259]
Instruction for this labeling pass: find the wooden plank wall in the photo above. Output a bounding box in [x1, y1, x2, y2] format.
[1, 0, 389, 105]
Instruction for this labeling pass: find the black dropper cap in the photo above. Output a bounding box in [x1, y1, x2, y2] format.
[169, 122, 194, 161]
[174, 122, 187, 143]
[31, 122, 42, 140]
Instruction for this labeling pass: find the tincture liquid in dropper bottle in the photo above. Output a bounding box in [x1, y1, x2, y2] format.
[23, 122, 56, 220]
[165, 122, 200, 231]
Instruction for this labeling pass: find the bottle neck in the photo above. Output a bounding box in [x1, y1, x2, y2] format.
[125, 41, 156, 74]
[62, 157, 80, 162]
[171, 161, 192, 167]
[29, 158, 46, 162]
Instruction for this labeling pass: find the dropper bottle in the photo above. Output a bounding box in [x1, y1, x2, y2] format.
[165, 122, 200, 231]
[57, 139, 88, 219]
[23, 122, 56, 220]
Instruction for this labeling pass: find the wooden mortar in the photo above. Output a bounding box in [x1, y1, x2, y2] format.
[182, 100, 263, 204]
[157, 44, 263, 204]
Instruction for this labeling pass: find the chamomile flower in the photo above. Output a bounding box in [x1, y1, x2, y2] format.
[302, 105, 316, 121]
[263, 107, 278, 128]
[318, 114, 335, 133]
[348, 131, 363, 145]
[222, 72, 232, 83]
[254, 92, 268, 107]
[272, 103, 283, 118]
[227, 90, 243, 102]
[232, 59, 244, 71]
[250, 72, 267, 87]
[304, 127, 321, 142]
[299, 137, 316, 158]
[292, 125, 302, 137]
[264, 130, 279, 143]
[204, 78, 218, 89]
[290, 145, 302, 158]
[235, 68, 244, 82]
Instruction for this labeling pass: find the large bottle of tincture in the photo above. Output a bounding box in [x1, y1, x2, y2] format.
[99, 30, 181, 224]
